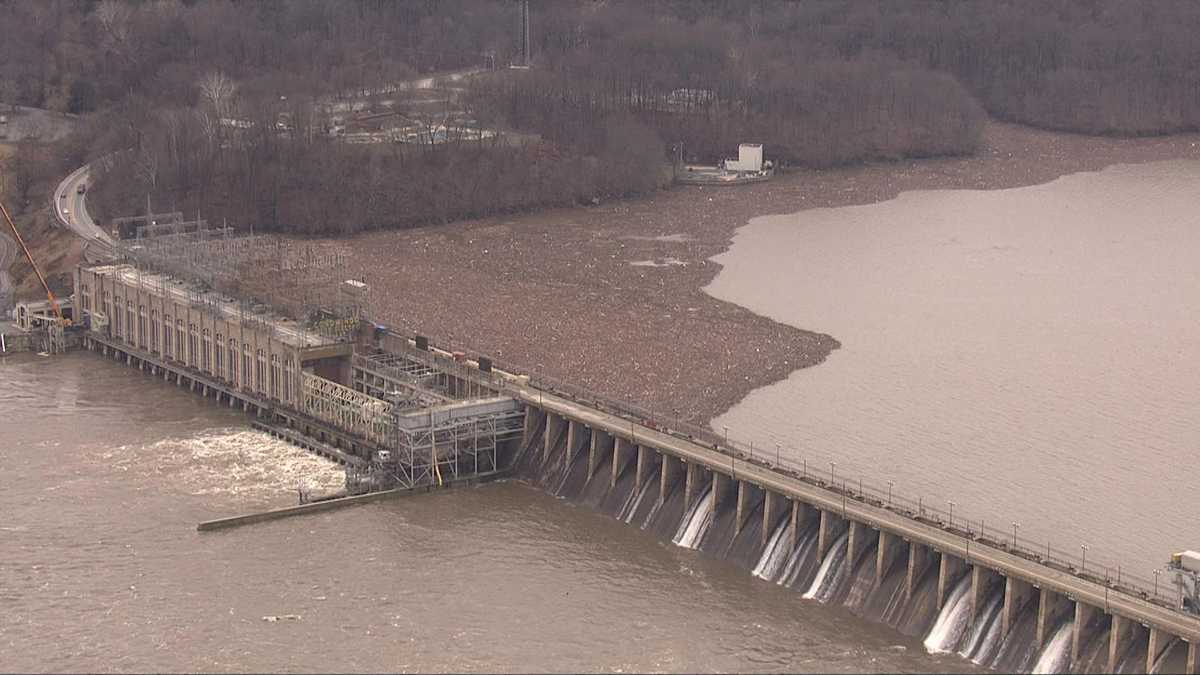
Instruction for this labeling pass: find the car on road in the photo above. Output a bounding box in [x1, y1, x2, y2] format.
[76, 183, 86, 194]
[62, 208, 69, 216]
[60, 192, 66, 199]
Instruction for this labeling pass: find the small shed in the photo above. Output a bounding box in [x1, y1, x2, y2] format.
[725, 143, 763, 173]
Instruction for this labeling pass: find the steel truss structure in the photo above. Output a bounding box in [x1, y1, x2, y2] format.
[302, 372, 394, 445]
[352, 352, 447, 408]
[304, 350, 524, 490]
[380, 339, 509, 401]
[115, 220, 369, 340]
[376, 407, 525, 490]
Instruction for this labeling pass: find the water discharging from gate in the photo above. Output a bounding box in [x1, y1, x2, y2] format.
[802, 532, 849, 601]
[518, 419, 1114, 672]
[960, 588, 1004, 664]
[752, 518, 791, 581]
[1032, 621, 1074, 674]
[672, 485, 714, 549]
[925, 574, 972, 654]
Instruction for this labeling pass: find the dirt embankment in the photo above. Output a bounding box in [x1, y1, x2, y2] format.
[333, 121, 1200, 425]
[1, 143, 83, 307]
[9, 208, 82, 299]
[2, 214, 80, 314]
[1, 128, 83, 313]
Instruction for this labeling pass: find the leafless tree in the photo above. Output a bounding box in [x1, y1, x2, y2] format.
[95, 0, 132, 54]
[134, 150, 158, 190]
[198, 71, 237, 120]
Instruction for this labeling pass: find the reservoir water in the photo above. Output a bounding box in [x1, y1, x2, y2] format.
[707, 160, 1200, 579]
[0, 353, 974, 672]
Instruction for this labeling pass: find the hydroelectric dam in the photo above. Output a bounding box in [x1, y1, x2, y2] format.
[48, 218, 1200, 674]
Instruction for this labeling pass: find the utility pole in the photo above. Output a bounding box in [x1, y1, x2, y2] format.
[519, 0, 531, 67]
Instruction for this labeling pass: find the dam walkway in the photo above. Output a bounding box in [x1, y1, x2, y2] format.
[515, 384, 1200, 666]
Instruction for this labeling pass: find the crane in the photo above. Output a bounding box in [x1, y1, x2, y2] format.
[1, 197, 67, 326]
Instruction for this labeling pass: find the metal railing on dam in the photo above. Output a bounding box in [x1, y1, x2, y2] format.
[373, 324, 1186, 615]
[360, 325, 1200, 672]
[508, 385, 1200, 672]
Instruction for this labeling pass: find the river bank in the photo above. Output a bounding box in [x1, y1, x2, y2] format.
[0, 138, 83, 312]
[338, 121, 1200, 425]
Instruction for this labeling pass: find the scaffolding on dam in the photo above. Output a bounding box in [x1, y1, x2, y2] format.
[356, 345, 524, 486]
[302, 349, 524, 491]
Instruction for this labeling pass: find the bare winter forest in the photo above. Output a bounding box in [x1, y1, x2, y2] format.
[4, 0, 1200, 234]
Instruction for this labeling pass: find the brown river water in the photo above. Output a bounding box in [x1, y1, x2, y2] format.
[708, 160, 1200, 581]
[5, 160, 1192, 673]
[0, 353, 972, 672]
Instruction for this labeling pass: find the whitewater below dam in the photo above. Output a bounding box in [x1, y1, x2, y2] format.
[708, 160, 1200, 579]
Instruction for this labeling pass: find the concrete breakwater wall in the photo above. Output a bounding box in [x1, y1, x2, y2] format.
[512, 404, 1199, 674]
[0, 329, 36, 354]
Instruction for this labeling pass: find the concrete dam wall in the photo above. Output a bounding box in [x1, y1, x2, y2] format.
[510, 407, 1196, 674]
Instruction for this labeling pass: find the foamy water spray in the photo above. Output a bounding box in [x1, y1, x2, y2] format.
[960, 588, 1004, 664]
[753, 519, 791, 581]
[779, 529, 817, 587]
[924, 574, 972, 654]
[1031, 620, 1074, 674]
[134, 427, 345, 499]
[802, 531, 848, 601]
[621, 479, 655, 524]
[673, 485, 714, 549]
